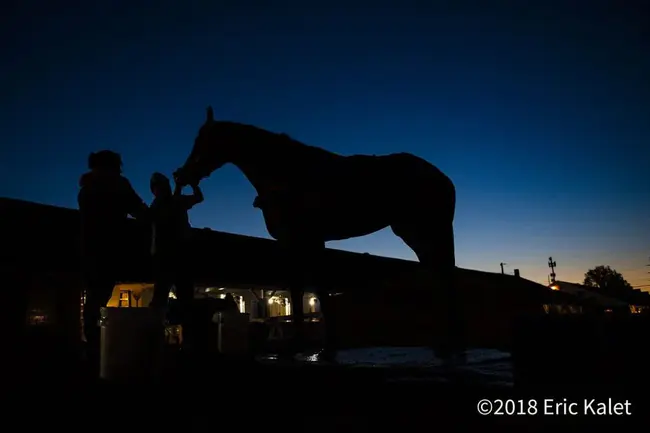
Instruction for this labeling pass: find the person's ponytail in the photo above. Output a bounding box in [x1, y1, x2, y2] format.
[88, 152, 98, 169]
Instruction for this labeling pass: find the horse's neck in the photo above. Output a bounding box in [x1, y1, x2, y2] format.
[229, 131, 339, 197]
[230, 151, 288, 196]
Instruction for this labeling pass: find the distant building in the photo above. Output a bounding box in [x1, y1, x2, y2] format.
[2, 197, 582, 353]
[548, 280, 650, 314]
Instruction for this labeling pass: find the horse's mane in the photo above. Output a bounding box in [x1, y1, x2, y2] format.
[228, 122, 340, 163]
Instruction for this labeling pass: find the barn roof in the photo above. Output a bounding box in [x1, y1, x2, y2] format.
[0, 197, 557, 300]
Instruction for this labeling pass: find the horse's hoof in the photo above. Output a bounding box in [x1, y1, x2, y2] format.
[275, 343, 302, 362]
[317, 345, 338, 362]
[286, 338, 306, 355]
[277, 351, 298, 362]
[318, 350, 337, 364]
[433, 346, 467, 367]
[293, 349, 337, 364]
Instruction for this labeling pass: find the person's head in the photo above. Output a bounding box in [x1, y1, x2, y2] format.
[88, 150, 122, 174]
[150, 172, 172, 198]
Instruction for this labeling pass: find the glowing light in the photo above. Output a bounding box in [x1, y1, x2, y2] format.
[550, 285, 559, 291]
[630, 305, 644, 314]
[309, 297, 317, 306]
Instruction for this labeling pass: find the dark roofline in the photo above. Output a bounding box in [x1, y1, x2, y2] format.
[0, 197, 551, 294]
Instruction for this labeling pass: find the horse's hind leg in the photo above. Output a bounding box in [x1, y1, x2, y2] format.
[315, 284, 337, 360]
[391, 220, 465, 363]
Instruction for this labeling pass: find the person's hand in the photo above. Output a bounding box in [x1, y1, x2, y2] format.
[172, 169, 187, 187]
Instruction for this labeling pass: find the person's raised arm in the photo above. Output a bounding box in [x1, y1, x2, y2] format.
[173, 182, 183, 197]
[181, 183, 204, 210]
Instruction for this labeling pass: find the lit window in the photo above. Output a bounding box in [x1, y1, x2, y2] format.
[630, 305, 643, 314]
[119, 290, 131, 307]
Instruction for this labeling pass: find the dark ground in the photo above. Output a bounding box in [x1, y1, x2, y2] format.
[9, 346, 648, 432]
[9, 319, 650, 432]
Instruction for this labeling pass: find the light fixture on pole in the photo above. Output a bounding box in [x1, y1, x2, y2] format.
[548, 257, 557, 284]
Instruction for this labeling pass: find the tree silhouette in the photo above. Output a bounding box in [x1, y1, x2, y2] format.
[584, 265, 633, 294]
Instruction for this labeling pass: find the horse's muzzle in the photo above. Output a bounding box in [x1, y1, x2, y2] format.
[173, 168, 194, 187]
[172, 169, 185, 186]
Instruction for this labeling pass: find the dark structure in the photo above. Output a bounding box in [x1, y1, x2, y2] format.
[4, 197, 649, 391]
[174, 107, 458, 357]
[549, 280, 650, 313]
[1, 197, 571, 358]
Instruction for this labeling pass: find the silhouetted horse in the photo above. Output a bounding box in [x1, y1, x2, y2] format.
[175, 107, 462, 361]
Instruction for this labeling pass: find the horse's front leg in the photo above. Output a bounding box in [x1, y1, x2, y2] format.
[286, 283, 304, 355]
[281, 243, 308, 357]
[284, 239, 327, 358]
[315, 285, 337, 361]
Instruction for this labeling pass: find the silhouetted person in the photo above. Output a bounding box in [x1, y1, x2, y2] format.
[224, 292, 240, 312]
[78, 150, 148, 374]
[148, 172, 203, 350]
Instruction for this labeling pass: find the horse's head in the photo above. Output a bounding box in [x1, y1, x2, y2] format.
[174, 106, 241, 186]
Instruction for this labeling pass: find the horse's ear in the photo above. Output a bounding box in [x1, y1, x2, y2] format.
[206, 106, 214, 123]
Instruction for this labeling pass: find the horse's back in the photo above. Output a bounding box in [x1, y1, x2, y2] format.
[343, 152, 446, 182]
[285, 144, 452, 200]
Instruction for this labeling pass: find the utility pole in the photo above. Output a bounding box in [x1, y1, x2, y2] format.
[500, 262, 507, 275]
[548, 256, 557, 284]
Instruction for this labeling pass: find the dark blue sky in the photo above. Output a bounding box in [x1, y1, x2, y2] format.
[2, 1, 649, 287]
